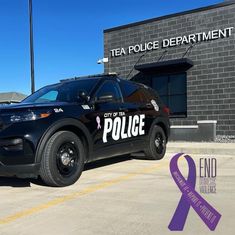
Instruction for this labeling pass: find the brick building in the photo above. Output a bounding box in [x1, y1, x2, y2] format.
[103, 1, 235, 136]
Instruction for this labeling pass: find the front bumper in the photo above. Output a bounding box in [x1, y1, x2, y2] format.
[0, 137, 36, 166]
[0, 119, 51, 177]
[0, 163, 40, 178]
[0, 134, 40, 177]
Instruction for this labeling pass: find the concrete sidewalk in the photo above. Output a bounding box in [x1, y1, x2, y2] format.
[167, 141, 235, 155]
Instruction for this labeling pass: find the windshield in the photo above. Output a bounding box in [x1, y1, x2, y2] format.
[22, 79, 98, 104]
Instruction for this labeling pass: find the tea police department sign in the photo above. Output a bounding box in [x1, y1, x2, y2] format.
[110, 27, 234, 57]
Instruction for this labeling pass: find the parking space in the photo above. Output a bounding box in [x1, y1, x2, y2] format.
[0, 151, 234, 235]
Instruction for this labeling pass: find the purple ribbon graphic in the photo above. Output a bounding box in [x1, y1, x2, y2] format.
[168, 153, 221, 231]
[96, 116, 101, 129]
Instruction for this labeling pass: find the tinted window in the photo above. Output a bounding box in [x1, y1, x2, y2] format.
[95, 80, 122, 102]
[120, 81, 145, 103]
[22, 79, 98, 103]
[142, 87, 160, 103]
[120, 81, 138, 100]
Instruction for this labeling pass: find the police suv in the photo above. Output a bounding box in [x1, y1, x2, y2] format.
[0, 74, 170, 186]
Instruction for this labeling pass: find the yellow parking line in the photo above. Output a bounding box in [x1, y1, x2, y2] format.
[0, 162, 168, 225]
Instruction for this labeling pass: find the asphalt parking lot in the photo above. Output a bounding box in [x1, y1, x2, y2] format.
[0, 150, 234, 235]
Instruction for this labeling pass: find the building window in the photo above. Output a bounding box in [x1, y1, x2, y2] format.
[152, 73, 187, 117]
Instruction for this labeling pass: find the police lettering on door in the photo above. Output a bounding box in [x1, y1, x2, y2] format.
[96, 112, 146, 143]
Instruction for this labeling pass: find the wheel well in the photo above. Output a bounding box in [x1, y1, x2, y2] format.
[57, 125, 90, 161]
[155, 122, 168, 141]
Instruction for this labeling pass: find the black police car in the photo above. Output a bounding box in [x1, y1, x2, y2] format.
[0, 74, 170, 186]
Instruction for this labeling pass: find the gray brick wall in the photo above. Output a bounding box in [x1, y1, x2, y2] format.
[104, 3, 235, 135]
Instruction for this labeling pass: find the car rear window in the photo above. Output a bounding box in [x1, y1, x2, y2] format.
[120, 80, 162, 105]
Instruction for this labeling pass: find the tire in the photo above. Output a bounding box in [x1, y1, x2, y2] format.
[39, 131, 85, 187]
[144, 125, 167, 160]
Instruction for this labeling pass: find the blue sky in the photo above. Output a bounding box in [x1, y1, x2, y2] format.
[0, 0, 222, 95]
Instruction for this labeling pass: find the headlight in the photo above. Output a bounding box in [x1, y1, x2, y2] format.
[8, 111, 51, 123]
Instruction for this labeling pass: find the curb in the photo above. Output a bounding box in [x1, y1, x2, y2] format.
[167, 142, 235, 155]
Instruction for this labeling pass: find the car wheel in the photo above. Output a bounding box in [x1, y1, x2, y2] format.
[40, 131, 85, 187]
[144, 125, 166, 160]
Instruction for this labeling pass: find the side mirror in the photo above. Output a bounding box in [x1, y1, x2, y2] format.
[79, 91, 90, 102]
[96, 93, 114, 103]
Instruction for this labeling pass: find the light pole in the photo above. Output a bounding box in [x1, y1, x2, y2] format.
[29, 0, 35, 93]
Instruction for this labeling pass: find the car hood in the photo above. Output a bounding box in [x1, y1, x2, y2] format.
[0, 102, 70, 113]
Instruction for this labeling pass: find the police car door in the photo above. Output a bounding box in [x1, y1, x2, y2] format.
[119, 81, 147, 148]
[91, 79, 124, 157]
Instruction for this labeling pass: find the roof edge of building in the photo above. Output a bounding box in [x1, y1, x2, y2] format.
[104, 1, 235, 33]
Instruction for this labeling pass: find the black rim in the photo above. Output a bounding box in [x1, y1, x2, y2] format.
[154, 132, 165, 154]
[56, 142, 79, 177]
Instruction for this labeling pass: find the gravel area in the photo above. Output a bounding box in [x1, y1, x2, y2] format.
[215, 135, 235, 143]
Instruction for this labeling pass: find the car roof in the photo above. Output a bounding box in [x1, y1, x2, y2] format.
[60, 73, 119, 83]
[42, 73, 142, 90]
